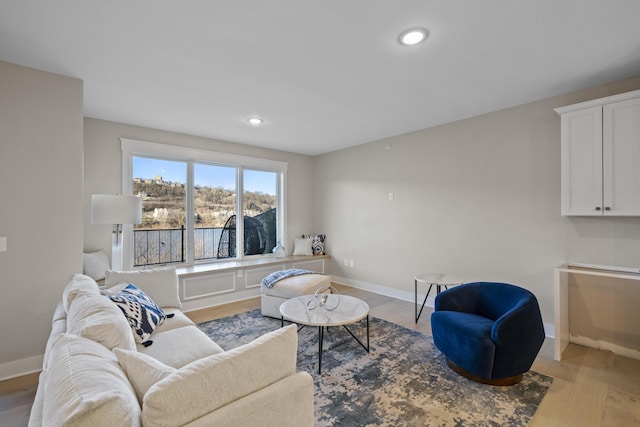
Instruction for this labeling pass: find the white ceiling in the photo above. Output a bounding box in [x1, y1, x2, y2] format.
[2, 1, 640, 156]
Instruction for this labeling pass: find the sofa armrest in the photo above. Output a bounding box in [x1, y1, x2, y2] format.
[143, 325, 300, 427]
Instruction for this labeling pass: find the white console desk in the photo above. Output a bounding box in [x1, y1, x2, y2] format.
[553, 263, 640, 361]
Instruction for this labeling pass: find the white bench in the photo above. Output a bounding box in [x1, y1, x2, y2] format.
[261, 273, 331, 318]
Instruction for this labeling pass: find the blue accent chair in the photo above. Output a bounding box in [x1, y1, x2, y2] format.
[431, 282, 545, 385]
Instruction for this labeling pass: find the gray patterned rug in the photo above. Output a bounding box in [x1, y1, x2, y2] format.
[198, 310, 552, 426]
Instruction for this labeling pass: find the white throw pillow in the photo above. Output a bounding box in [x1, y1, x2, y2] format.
[143, 325, 298, 427]
[83, 250, 111, 280]
[105, 267, 181, 308]
[42, 334, 141, 427]
[67, 293, 136, 352]
[113, 348, 176, 404]
[292, 237, 313, 256]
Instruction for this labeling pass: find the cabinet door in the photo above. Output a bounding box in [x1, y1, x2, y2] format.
[603, 98, 640, 215]
[561, 106, 603, 215]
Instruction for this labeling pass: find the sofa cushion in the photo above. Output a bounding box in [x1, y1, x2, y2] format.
[42, 334, 141, 427]
[113, 348, 176, 404]
[137, 325, 224, 368]
[67, 293, 136, 352]
[142, 324, 298, 427]
[105, 267, 181, 308]
[62, 274, 100, 312]
[43, 302, 69, 371]
[109, 284, 167, 346]
[153, 308, 194, 334]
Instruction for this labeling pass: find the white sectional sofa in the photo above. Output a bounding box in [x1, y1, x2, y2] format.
[29, 268, 314, 427]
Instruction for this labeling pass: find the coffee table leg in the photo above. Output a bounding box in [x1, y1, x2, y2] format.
[318, 326, 324, 374]
[366, 315, 369, 351]
[342, 316, 370, 353]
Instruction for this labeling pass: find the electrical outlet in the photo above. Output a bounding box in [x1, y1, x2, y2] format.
[237, 270, 243, 278]
[349, 259, 354, 268]
[0, 237, 6, 252]
[344, 259, 348, 266]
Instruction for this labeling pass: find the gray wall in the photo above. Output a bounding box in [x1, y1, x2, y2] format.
[315, 75, 640, 327]
[0, 61, 83, 376]
[83, 118, 316, 264]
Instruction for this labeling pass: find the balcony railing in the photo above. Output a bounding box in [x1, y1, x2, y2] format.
[133, 226, 224, 267]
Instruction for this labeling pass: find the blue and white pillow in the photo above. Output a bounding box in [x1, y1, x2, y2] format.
[302, 234, 325, 255]
[109, 283, 172, 347]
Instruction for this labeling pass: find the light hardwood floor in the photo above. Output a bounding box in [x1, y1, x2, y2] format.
[1, 284, 639, 426]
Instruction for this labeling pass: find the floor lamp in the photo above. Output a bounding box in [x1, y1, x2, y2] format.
[91, 194, 142, 271]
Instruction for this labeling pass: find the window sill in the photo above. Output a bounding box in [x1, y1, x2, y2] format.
[175, 254, 330, 278]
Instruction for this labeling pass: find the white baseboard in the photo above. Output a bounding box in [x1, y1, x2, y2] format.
[570, 334, 640, 361]
[331, 275, 420, 304]
[331, 275, 556, 339]
[0, 354, 43, 382]
[544, 323, 555, 340]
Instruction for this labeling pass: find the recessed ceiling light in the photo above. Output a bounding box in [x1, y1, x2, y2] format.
[398, 27, 429, 46]
[246, 117, 264, 126]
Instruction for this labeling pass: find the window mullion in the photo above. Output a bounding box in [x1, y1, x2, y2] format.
[236, 167, 244, 259]
[185, 161, 195, 264]
[278, 170, 287, 252]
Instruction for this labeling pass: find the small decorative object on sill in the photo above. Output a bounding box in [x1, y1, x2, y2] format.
[307, 285, 340, 311]
[272, 240, 286, 258]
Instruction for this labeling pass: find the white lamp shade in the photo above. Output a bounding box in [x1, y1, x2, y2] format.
[91, 195, 142, 225]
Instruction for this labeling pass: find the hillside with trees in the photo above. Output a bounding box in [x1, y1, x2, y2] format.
[133, 181, 275, 229]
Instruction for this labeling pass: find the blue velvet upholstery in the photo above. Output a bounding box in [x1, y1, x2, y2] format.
[431, 282, 545, 382]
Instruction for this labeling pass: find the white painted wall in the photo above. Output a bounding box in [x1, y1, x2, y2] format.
[314, 75, 640, 328]
[0, 61, 83, 377]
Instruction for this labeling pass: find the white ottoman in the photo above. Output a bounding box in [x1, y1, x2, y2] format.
[261, 273, 331, 318]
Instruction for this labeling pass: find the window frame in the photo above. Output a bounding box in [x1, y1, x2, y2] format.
[121, 138, 287, 270]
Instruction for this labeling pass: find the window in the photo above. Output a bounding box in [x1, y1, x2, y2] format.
[193, 164, 237, 260]
[242, 169, 278, 256]
[121, 139, 287, 269]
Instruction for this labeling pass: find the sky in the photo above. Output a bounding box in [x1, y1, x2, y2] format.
[133, 157, 276, 195]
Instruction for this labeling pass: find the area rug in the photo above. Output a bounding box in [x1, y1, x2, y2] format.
[198, 310, 552, 426]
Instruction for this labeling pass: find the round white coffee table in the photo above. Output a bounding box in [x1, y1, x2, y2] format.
[280, 294, 370, 374]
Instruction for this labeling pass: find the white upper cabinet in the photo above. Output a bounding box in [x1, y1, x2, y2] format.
[603, 97, 640, 215]
[559, 106, 603, 215]
[556, 90, 640, 216]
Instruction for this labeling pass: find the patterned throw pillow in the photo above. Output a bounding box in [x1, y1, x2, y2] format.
[302, 234, 325, 255]
[109, 283, 172, 347]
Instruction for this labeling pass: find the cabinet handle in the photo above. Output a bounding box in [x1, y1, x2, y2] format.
[595, 207, 601, 211]
[605, 207, 611, 211]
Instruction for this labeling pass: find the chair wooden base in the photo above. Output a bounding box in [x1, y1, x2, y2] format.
[445, 358, 523, 386]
